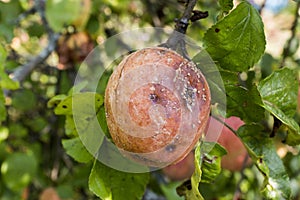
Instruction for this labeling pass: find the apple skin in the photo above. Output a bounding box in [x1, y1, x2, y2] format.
[162, 151, 195, 181]
[105, 47, 211, 167]
[207, 116, 251, 171]
[162, 116, 250, 180]
[39, 187, 61, 200]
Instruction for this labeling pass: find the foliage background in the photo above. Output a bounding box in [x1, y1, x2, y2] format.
[0, 0, 300, 199]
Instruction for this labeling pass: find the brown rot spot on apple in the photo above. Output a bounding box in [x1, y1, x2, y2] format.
[105, 47, 211, 167]
[165, 144, 176, 152]
[149, 93, 158, 102]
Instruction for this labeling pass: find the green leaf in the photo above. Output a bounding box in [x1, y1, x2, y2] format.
[258, 68, 298, 117]
[160, 182, 184, 200]
[96, 138, 149, 172]
[98, 106, 110, 138]
[203, 1, 266, 71]
[11, 89, 36, 111]
[51, 92, 105, 158]
[1, 152, 37, 192]
[53, 92, 103, 115]
[0, 1, 22, 41]
[0, 88, 6, 124]
[177, 144, 204, 200]
[200, 142, 227, 183]
[0, 72, 19, 90]
[65, 115, 78, 137]
[258, 68, 300, 145]
[0, 43, 19, 90]
[218, 0, 233, 12]
[45, 0, 83, 32]
[47, 94, 67, 108]
[0, 43, 7, 65]
[62, 137, 93, 163]
[72, 93, 105, 156]
[226, 84, 264, 123]
[8, 124, 28, 138]
[238, 124, 291, 199]
[0, 127, 9, 143]
[89, 160, 150, 200]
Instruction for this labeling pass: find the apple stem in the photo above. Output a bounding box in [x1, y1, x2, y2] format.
[160, 0, 208, 59]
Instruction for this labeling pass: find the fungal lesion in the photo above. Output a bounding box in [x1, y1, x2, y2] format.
[165, 144, 176, 152]
[182, 85, 197, 112]
[149, 93, 158, 103]
[174, 63, 198, 112]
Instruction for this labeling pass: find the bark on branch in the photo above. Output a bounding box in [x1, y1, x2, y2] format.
[162, 0, 208, 59]
[9, 0, 59, 83]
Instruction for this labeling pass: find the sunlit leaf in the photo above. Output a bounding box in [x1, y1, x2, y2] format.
[51, 93, 105, 158]
[258, 68, 300, 145]
[0, 43, 19, 90]
[0, 72, 19, 90]
[0, 43, 7, 65]
[200, 142, 227, 183]
[1, 152, 37, 192]
[177, 144, 204, 200]
[53, 92, 103, 115]
[258, 68, 298, 117]
[47, 94, 67, 108]
[45, 0, 83, 32]
[65, 115, 78, 137]
[203, 1, 265, 71]
[0, 127, 9, 143]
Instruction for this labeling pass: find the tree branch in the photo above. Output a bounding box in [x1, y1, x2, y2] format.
[10, 34, 59, 82]
[212, 115, 238, 136]
[9, 0, 59, 83]
[258, 0, 266, 14]
[161, 0, 208, 59]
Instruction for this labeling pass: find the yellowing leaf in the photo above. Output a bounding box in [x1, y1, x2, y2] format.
[53, 92, 103, 115]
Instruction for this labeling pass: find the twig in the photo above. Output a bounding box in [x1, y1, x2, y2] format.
[34, 0, 54, 35]
[10, 34, 59, 83]
[9, 0, 59, 84]
[161, 0, 208, 59]
[15, 7, 37, 26]
[280, 1, 300, 67]
[212, 115, 238, 136]
[258, 0, 266, 14]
